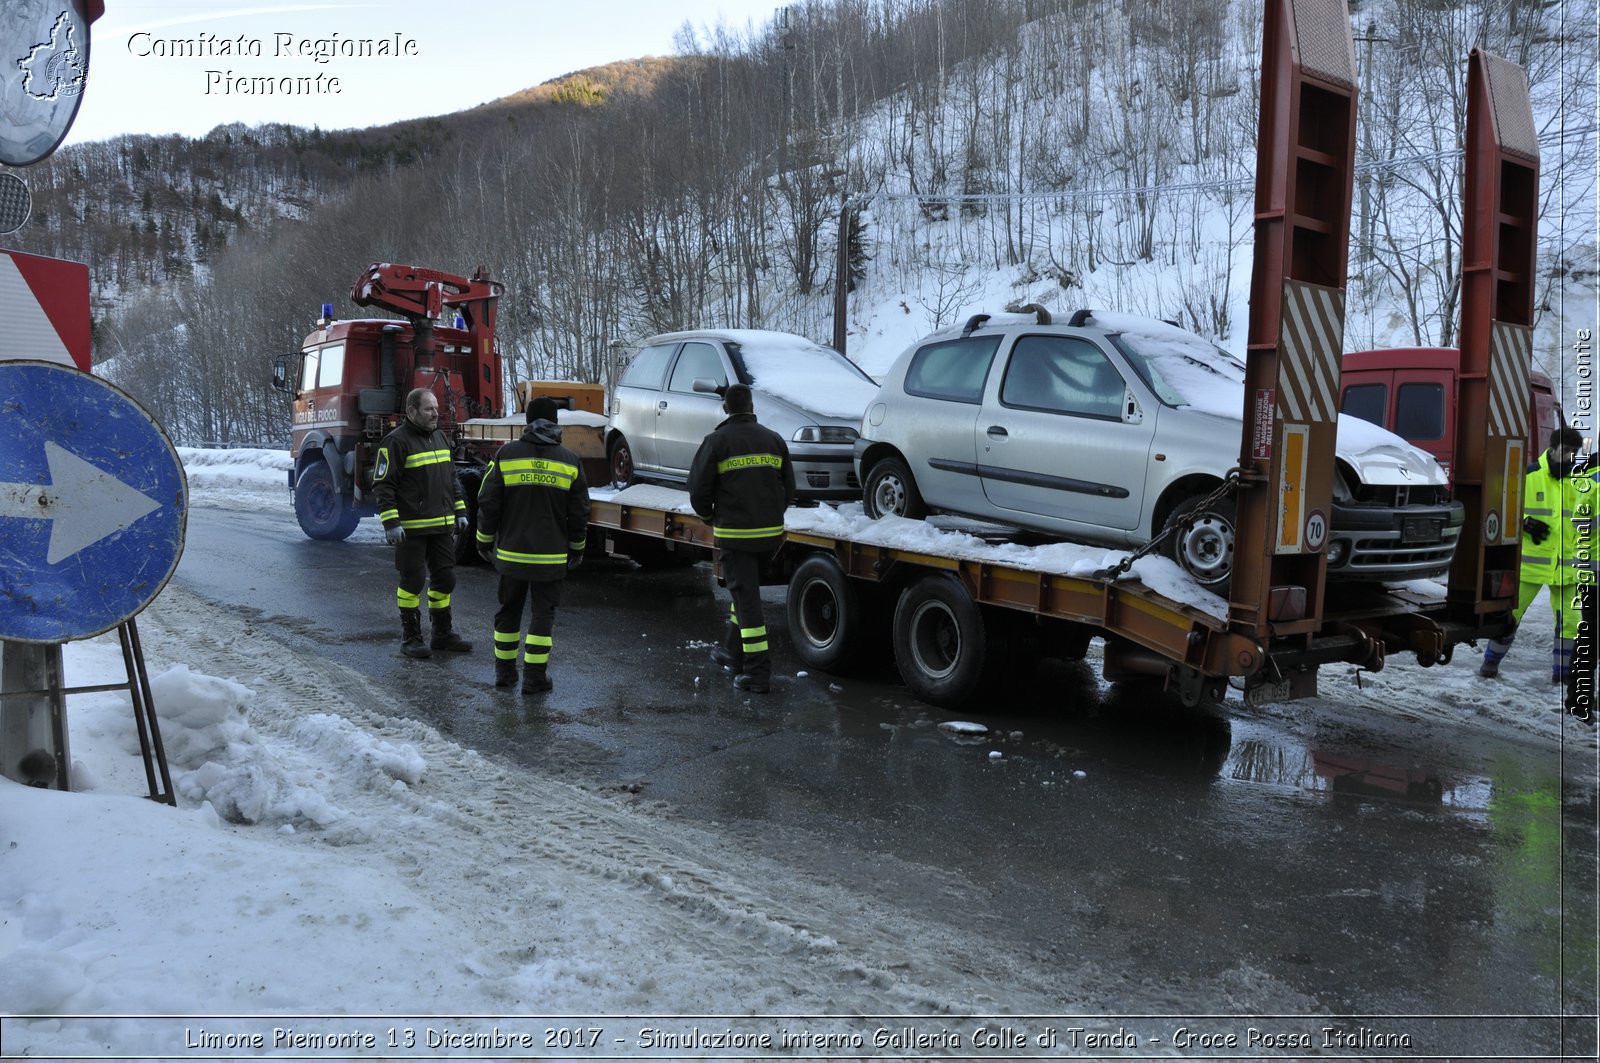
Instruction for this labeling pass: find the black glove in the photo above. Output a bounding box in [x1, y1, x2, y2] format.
[1522, 517, 1550, 545]
[567, 551, 584, 571]
[476, 540, 495, 564]
[385, 525, 406, 546]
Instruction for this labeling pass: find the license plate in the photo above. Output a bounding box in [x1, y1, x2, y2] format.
[1402, 517, 1442, 544]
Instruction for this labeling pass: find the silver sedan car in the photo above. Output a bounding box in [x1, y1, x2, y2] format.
[855, 310, 1464, 590]
[607, 329, 880, 499]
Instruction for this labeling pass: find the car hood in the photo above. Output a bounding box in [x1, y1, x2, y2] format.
[1177, 409, 1448, 488]
[752, 390, 860, 433]
[1333, 413, 1450, 486]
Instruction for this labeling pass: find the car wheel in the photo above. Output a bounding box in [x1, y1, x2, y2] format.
[864, 456, 926, 520]
[609, 435, 636, 489]
[1163, 494, 1236, 593]
[294, 459, 359, 541]
[891, 574, 990, 708]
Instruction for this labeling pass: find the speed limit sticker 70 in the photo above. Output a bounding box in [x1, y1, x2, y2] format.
[1304, 509, 1328, 553]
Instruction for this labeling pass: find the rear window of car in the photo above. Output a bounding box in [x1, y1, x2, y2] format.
[1395, 382, 1444, 441]
[1341, 382, 1387, 428]
[620, 343, 674, 390]
[903, 336, 1001, 404]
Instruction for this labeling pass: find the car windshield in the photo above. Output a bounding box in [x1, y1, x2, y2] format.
[1098, 313, 1244, 418]
[726, 332, 880, 420]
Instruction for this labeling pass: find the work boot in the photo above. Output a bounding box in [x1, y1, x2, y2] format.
[523, 668, 553, 696]
[710, 646, 740, 673]
[1478, 657, 1499, 679]
[429, 607, 473, 653]
[400, 608, 431, 659]
[733, 673, 770, 694]
[494, 659, 518, 688]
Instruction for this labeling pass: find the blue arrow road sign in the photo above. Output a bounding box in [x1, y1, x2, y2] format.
[0, 360, 187, 643]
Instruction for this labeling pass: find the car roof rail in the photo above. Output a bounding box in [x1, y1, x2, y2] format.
[1014, 303, 1053, 325]
[961, 313, 991, 336]
[1067, 308, 1094, 327]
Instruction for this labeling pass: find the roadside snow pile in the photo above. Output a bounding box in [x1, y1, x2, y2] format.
[177, 447, 290, 510]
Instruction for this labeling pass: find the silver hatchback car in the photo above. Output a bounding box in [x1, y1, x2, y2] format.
[854, 310, 1465, 590]
[607, 329, 880, 499]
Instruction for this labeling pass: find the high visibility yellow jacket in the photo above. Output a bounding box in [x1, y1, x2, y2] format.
[1522, 452, 1597, 587]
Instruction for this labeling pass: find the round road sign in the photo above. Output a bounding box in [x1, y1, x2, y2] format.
[0, 361, 187, 643]
[1304, 509, 1328, 553]
[1485, 510, 1501, 544]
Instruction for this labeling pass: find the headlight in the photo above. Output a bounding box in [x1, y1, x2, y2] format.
[793, 425, 859, 444]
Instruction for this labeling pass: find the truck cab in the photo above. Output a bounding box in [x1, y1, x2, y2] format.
[272, 265, 505, 544]
[1340, 347, 1561, 481]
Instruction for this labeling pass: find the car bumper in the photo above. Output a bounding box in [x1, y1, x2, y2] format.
[1327, 500, 1465, 581]
[791, 450, 861, 499]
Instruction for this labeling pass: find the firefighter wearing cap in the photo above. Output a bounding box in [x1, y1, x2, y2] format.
[475, 396, 591, 695]
[688, 383, 796, 694]
[372, 387, 473, 659]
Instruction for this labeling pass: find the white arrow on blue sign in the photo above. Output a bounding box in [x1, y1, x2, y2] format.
[0, 360, 187, 643]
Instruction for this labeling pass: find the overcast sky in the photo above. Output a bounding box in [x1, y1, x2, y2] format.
[63, 0, 783, 144]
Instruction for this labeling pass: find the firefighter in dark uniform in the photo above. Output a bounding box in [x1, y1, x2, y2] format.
[372, 387, 473, 659]
[688, 383, 795, 693]
[475, 397, 591, 695]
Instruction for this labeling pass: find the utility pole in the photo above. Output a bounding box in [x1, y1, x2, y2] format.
[1354, 21, 1387, 263]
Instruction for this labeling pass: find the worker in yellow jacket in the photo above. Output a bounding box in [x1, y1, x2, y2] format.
[1480, 426, 1594, 686]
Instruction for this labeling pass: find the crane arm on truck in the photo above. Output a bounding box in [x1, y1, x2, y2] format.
[349, 263, 503, 325]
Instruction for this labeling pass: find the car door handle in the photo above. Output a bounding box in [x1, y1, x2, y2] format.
[986, 425, 1008, 438]
[658, 400, 668, 410]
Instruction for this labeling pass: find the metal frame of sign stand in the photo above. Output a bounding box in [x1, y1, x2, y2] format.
[0, 618, 174, 804]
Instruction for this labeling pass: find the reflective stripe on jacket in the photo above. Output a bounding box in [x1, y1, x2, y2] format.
[371, 419, 464, 534]
[687, 412, 795, 552]
[475, 420, 591, 582]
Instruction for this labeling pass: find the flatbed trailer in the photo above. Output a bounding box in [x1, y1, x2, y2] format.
[589, 487, 1505, 709]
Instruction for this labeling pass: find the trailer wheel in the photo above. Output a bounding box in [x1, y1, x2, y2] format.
[787, 553, 878, 673]
[609, 435, 637, 489]
[892, 574, 990, 708]
[864, 456, 927, 520]
[1162, 494, 1236, 593]
[294, 459, 359, 541]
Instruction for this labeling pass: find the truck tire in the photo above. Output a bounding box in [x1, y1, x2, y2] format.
[294, 459, 359, 541]
[892, 573, 990, 708]
[864, 456, 926, 520]
[787, 553, 881, 674]
[1162, 494, 1236, 594]
[609, 435, 637, 489]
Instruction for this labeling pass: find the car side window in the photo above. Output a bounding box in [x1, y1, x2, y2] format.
[1000, 335, 1125, 419]
[621, 344, 675, 390]
[668, 341, 728, 393]
[903, 336, 1001, 403]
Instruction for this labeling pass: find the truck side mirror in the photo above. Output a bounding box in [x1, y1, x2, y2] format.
[272, 358, 290, 393]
